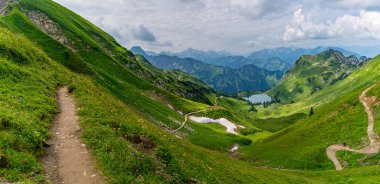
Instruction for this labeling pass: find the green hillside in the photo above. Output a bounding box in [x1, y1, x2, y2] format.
[268, 50, 369, 103]
[236, 54, 380, 169]
[1, 0, 380, 183]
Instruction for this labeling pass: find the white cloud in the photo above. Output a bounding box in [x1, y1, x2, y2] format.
[227, 0, 297, 19]
[284, 9, 380, 42]
[54, 0, 380, 53]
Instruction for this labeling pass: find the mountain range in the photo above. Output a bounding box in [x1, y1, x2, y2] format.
[205, 56, 291, 72]
[136, 46, 360, 73]
[247, 46, 359, 65]
[131, 46, 283, 94]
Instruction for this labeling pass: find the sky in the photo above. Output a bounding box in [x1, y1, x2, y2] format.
[54, 0, 380, 54]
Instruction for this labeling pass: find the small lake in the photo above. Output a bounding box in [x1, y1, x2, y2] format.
[244, 94, 272, 104]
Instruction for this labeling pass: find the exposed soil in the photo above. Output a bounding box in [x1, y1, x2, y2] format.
[41, 87, 103, 183]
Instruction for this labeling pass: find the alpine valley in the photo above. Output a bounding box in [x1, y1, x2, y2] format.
[0, 0, 380, 184]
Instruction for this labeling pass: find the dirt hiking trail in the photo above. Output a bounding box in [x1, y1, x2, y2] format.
[170, 109, 207, 133]
[41, 87, 102, 184]
[326, 85, 380, 170]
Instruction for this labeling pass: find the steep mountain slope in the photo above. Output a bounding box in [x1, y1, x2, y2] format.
[134, 55, 215, 104]
[3, 2, 214, 104]
[131, 47, 283, 94]
[267, 50, 370, 103]
[251, 57, 291, 72]
[147, 55, 282, 94]
[248, 46, 359, 65]
[204, 56, 291, 72]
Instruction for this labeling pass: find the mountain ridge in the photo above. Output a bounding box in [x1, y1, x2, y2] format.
[267, 49, 370, 103]
[131, 46, 283, 94]
[248, 46, 359, 65]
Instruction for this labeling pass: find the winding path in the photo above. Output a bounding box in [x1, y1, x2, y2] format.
[326, 85, 380, 170]
[41, 87, 102, 183]
[170, 109, 208, 133]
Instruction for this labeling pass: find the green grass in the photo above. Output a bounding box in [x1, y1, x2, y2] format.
[217, 97, 307, 132]
[2, 0, 380, 183]
[0, 25, 307, 184]
[254, 53, 380, 119]
[184, 122, 252, 152]
[337, 151, 380, 169]
[267, 51, 362, 103]
[0, 27, 69, 182]
[252, 113, 307, 132]
[0, 2, 315, 183]
[239, 78, 380, 170]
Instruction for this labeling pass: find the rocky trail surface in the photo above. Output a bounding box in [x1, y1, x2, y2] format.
[41, 87, 103, 183]
[326, 85, 380, 170]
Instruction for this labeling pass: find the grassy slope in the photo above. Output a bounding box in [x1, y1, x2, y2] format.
[252, 53, 380, 119]
[0, 27, 312, 183]
[0, 0, 380, 183]
[0, 1, 308, 183]
[245, 51, 371, 120]
[0, 20, 304, 184]
[267, 50, 362, 104]
[239, 56, 380, 170]
[134, 55, 215, 104]
[0, 14, 347, 184]
[0, 28, 64, 182]
[2, 1, 208, 129]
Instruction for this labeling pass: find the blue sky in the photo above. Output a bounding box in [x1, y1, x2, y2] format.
[55, 0, 380, 54]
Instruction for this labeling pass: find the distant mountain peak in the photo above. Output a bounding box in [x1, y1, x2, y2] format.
[319, 49, 370, 66]
[130, 46, 147, 56]
[248, 46, 360, 65]
[321, 49, 344, 57]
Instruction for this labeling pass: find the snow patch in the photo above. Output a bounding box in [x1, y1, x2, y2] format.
[189, 116, 238, 134]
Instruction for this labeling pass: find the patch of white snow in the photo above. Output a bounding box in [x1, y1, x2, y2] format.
[189, 116, 238, 134]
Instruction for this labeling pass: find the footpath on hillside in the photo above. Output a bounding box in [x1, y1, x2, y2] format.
[41, 87, 102, 183]
[327, 85, 380, 170]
